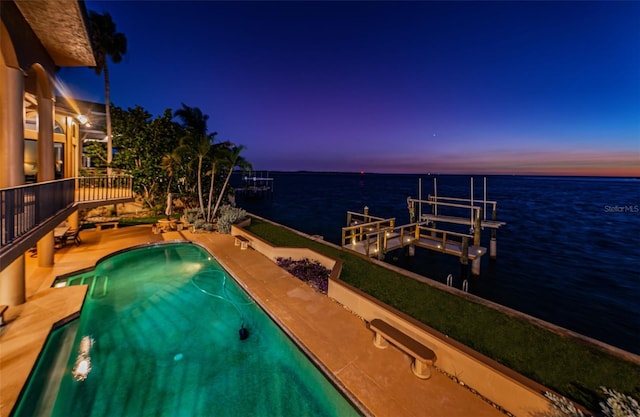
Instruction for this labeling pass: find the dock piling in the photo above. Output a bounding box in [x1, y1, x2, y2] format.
[472, 257, 481, 276]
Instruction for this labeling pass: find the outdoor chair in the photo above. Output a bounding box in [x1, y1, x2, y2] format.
[54, 235, 65, 249]
[64, 229, 81, 246]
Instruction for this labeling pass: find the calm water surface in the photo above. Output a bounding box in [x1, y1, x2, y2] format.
[235, 173, 640, 354]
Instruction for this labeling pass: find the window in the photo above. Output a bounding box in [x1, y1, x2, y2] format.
[25, 113, 37, 131]
[24, 139, 37, 183]
[54, 143, 64, 179]
[23, 140, 65, 181]
[24, 113, 65, 134]
[54, 120, 64, 134]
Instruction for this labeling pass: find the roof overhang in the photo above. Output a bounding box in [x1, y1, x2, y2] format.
[14, 0, 96, 67]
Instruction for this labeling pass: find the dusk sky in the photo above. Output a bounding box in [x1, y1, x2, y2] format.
[58, 1, 640, 176]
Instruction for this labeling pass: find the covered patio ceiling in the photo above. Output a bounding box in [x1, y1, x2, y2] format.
[14, 0, 95, 67]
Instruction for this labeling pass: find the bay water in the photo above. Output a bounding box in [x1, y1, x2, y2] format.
[234, 173, 640, 355]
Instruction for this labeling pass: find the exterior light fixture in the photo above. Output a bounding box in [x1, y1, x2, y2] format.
[77, 114, 89, 125]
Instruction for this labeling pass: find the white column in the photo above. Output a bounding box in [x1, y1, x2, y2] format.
[0, 63, 26, 305]
[37, 95, 55, 267]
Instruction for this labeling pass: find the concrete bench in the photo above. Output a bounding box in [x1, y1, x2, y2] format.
[233, 235, 251, 250]
[96, 221, 118, 231]
[370, 318, 436, 379]
[0, 305, 8, 326]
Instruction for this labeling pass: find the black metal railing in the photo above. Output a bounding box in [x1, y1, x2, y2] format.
[0, 175, 133, 248]
[76, 175, 134, 201]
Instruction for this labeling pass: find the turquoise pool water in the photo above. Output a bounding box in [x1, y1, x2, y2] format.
[14, 243, 362, 416]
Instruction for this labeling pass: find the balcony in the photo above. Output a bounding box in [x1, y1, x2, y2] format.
[0, 175, 133, 270]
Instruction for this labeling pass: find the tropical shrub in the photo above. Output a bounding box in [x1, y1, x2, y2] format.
[543, 392, 586, 417]
[276, 257, 331, 294]
[216, 205, 247, 234]
[184, 207, 201, 224]
[599, 388, 640, 417]
[542, 388, 640, 417]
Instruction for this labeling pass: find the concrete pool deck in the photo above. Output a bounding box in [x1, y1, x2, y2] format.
[0, 225, 505, 417]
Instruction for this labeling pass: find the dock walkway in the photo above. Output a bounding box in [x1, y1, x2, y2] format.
[345, 228, 486, 259]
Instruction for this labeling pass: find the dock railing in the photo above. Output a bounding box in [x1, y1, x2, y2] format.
[365, 223, 417, 259]
[341, 218, 485, 272]
[355, 222, 476, 259]
[415, 224, 475, 260]
[408, 198, 483, 244]
[341, 215, 395, 252]
[346, 210, 387, 226]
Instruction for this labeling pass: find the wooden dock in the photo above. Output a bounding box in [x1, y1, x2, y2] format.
[345, 228, 486, 261]
[342, 213, 486, 274]
[235, 173, 274, 198]
[342, 177, 506, 276]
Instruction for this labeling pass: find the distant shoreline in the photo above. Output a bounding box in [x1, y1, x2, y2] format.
[240, 170, 640, 179]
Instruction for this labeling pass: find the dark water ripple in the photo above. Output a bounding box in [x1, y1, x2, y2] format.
[235, 173, 640, 354]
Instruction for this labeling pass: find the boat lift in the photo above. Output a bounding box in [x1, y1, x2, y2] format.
[341, 177, 506, 276]
[411, 176, 506, 259]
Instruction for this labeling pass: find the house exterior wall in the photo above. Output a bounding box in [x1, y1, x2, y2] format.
[0, 0, 94, 304]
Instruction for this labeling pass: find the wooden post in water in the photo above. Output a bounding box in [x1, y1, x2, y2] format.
[473, 208, 482, 247]
[460, 236, 469, 268]
[470, 177, 474, 229]
[472, 256, 481, 276]
[376, 232, 384, 260]
[490, 204, 498, 259]
[418, 177, 422, 220]
[430, 177, 437, 236]
[433, 177, 437, 216]
[409, 224, 418, 256]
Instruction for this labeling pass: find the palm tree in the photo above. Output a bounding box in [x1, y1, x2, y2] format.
[88, 11, 127, 176]
[211, 145, 251, 220]
[160, 150, 181, 196]
[205, 141, 231, 222]
[174, 104, 216, 219]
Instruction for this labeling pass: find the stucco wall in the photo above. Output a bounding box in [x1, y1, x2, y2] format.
[231, 224, 336, 271]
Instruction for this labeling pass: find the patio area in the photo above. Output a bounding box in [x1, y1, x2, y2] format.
[0, 225, 506, 417]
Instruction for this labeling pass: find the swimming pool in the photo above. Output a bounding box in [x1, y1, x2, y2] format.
[14, 242, 363, 416]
